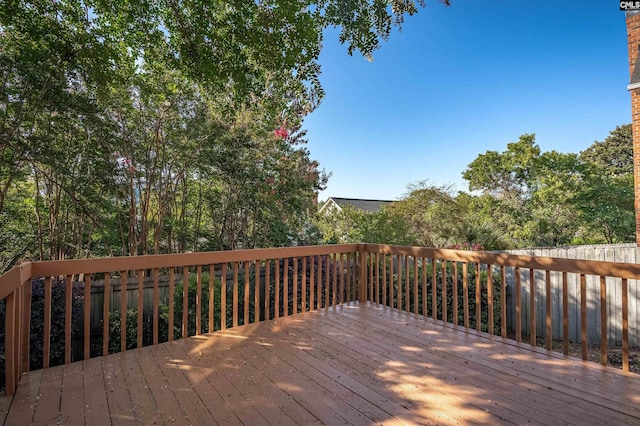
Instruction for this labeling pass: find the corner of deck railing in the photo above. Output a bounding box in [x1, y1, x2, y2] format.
[0, 262, 33, 301]
[19, 262, 32, 284]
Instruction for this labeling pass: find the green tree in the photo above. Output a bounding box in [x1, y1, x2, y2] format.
[575, 125, 634, 243]
[389, 182, 464, 247]
[455, 192, 510, 250]
[579, 124, 632, 177]
[314, 204, 415, 245]
[462, 127, 635, 247]
[463, 135, 585, 247]
[0, 0, 450, 269]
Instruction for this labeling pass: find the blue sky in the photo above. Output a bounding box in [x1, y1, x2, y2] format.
[303, 0, 631, 201]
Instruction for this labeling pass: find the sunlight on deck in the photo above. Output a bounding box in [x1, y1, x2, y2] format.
[4, 303, 640, 425]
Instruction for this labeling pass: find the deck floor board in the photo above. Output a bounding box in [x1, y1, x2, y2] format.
[5, 302, 640, 425]
[334, 306, 640, 416]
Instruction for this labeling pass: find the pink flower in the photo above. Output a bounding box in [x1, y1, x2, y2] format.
[266, 177, 275, 185]
[273, 126, 289, 139]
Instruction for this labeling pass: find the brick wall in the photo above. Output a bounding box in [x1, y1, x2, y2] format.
[626, 12, 640, 246]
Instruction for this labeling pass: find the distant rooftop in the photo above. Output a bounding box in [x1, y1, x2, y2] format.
[319, 197, 393, 214]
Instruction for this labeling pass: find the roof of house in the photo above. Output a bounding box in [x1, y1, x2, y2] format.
[319, 197, 393, 214]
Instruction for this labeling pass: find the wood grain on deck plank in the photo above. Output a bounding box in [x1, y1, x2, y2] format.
[5, 303, 640, 426]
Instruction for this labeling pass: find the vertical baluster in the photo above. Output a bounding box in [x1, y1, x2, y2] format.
[183, 267, 189, 337]
[515, 267, 521, 342]
[196, 265, 202, 335]
[345, 253, 351, 302]
[405, 255, 410, 312]
[138, 270, 144, 346]
[310, 255, 315, 309]
[501, 266, 506, 338]
[233, 262, 239, 326]
[169, 268, 175, 339]
[545, 270, 552, 351]
[600, 275, 607, 366]
[22, 278, 32, 373]
[244, 261, 251, 323]
[254, 261, 260, 322]
[221, 264, 227, 330]
[238, 260, 250, 325]
[264, 261, 270, 321]
[530, 269, 536, 347]
[375, 253, 380, 305]
[475, 263, 481, 332]
[209, 265, 215, 332]
[622, 278, 629, 372]
[453, 262, 458, 326]
[121, 272, 127, 351]
[404, 256, 411, 312]
[352, 252, 358, 300]
[325, 255, 330, 308]
[397, 254, 403, 311]
[243, 260, 251, 325]
[293, 258, 298, 314]
[562, 271, 568, 355]
[5, 290, 16, 394]
[275, 260, 280, 318]
[369, 253, 374, 303]
[463, 262, 469, 328]
[442, 260, 448, 323]
[333, 254, 338, 307]
[413, 257, 418, 315]
[317, 256, 322, 308]
[67, 275, 74, 362]
[302, 257, 307, 311]
[580, 273, 587, 361]
[488, 265, 493, 335]
[382, 254, 387, 307]
[432, 259, 437, 320]
[389, 254, 394, 309]
[153, 268, 159, 344]
[44, 276, 51, 368]
[422, 257, 427, 317]
[283, 259, 289, 317]
[18, 287, 23, 377]
[84, 275, 91, 359]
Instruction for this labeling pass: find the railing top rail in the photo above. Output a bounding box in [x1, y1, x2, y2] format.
[4, 242, 640, 297]
[30, 244, 359, 277]
[363, 243, 640, 280]
[0, 263, 32, 300]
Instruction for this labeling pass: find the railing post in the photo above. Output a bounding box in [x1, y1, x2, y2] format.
[21, 273, 31, 374]
[358, 245, 367, 303]
[5, 290, 17, 395]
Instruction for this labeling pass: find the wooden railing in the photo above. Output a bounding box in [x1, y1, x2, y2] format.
[1, 243, 639, 396]
[361, 244, 640, 373]
[0, 245, 362, 396]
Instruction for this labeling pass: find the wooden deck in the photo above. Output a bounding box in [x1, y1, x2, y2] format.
[4, 302, 640, 425]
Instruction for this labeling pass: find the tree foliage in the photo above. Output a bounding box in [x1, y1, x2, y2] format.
[318, 126, 635, 251]
[388, 182, 463, 247]
[314, 204, 415, 245]
[579, 124, 632, 177]
[0, 0, 452, 270]
[461, 128, 634, 248]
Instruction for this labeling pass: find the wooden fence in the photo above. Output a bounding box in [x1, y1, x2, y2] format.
[503, 244, 640, 346]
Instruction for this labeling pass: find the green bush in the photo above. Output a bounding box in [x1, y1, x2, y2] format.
[374, 260, 502, 334]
